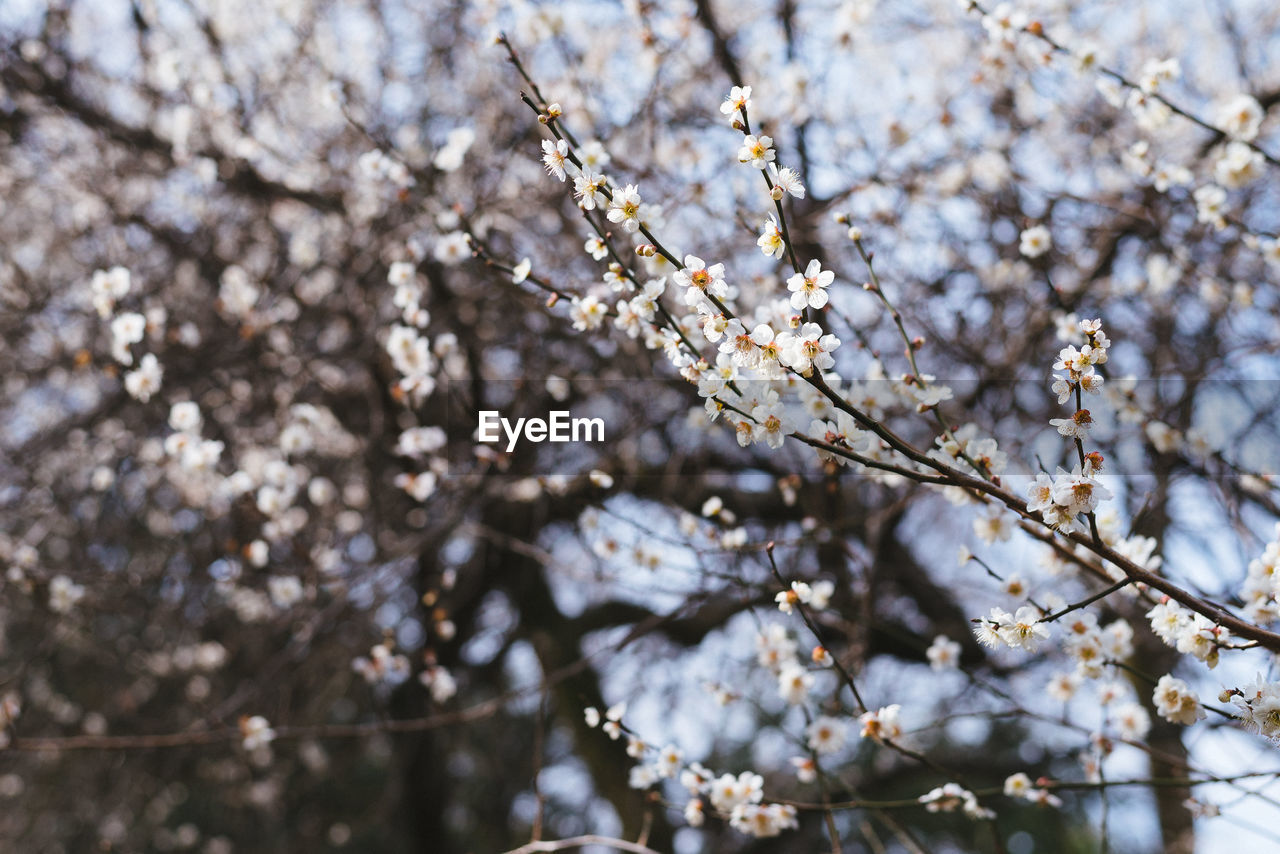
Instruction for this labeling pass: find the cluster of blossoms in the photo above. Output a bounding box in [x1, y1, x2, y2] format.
[858, 704, 902, 743]
[352, 642, 411, 687]
[985, 0, 1261, 213]
[578, 513, 667, 570]
[238, 715, 276, 751]
[689, 770, 799, 838]
[381, 255, 459, 502]
[756, 623, 822, 707]
[217, 266, 261, 321]
[624, 740, 684, 790]
[525, 90, 863, 473]
[1241, 524, 1280, 624]
[356, 148, 413, 189]
[1022, 318, 1114, 530]
[419, 665, 458, 704]
[1060, 0, 1271, 215]
[612, 278, 665, 339]
[586, 700, 797, 839]
[1187, 94, 1267, 229]
[393, 424, 447, 502]
[966, 1, 1280, 269]
[1152, 674, 1206, 726]
[515, 80, 1280, 840]
[47, 574, 86, 615]
[582, 702, 627, 740]
[1225, 677, 1280, 740]
[1146, 597, 1231, 668]
[92, 266, 164, 402]
[165, 401, 225, 473]
[386, 323, 438, 406]
[388, 261, 430, 327]
[726, 802, 799, 838]
[930, 422, 1005, 480]
[538, 117, 649, 239]
[1049, 318, 1109, 433]
[1003, 773, 1063, 808]
[1026, 466, 1112, 533]
[975, 606, 1051, 653]
[89, 265, 131, 318]
[918, 783, 994, 820]
[1059, 611, 1134, 678]
[774, 578, 835, 614]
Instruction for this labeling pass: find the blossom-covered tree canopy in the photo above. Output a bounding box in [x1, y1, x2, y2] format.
[2, 0, 1280, 852]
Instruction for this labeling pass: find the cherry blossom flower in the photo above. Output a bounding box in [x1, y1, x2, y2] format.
[859, 704, 902, 742]
[48, 575, 86, 614]
[1026, 472, 1055, 514]
[124, 353, 164, 402]
[757, 215, 785, 259]
[777, 662, 813, 704]
[926, 635, 961, 671]
[787, 259, 834, 310]
[673, 255, 728, 308]
[729, 803, 798, 838]
[584, 236, 608, 260]
[1153, 675, 1205, 725]
[1215, 142, 1264, 188]
[352, 643, 411, 686]
[606, 184, 643, 233]
[768, 164, 806, 199]
[709, 771, 763, 813]
[239, 715, 276, 751]
[540, 138, 571, 181]
[1051, 467, 1112, 516]
[738, 135, 776, 170]
[720, 85, 752, 119]
[573, 168, 608, 209]
[776, 322, 840, 374]
[1194, 184, 1228, 229]
[751, 396, 793, 449]
[1229, 676, 1280, 739]
[919, 783, 993, 819]
[806, 716, 846, 755]
[569, 295, 608, 331]
[1215, 93, 1264, 141]
[1019, 225, 1052, 258]
[90, 266, 131, 318]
